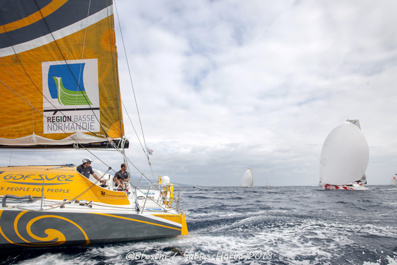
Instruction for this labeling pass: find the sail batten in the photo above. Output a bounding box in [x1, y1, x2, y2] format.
[0, 0, 125, 148]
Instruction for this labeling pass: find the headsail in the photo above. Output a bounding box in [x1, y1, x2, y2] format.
[0, 0, 126, 148]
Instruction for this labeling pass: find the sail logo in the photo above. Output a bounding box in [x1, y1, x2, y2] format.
[42, 59, 100, 134]
[48, 63, 93, 106]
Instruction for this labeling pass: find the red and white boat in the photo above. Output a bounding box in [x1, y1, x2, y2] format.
[319, 120, 369, 191]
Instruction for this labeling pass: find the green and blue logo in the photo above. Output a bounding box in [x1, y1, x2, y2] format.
[42, 59, 100, 134]
[48, 63, 92, 106]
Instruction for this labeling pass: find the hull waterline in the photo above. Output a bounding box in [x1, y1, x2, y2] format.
[323, 183, 368, 191]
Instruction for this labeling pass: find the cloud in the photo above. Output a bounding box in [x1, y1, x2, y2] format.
[2, 0, 397, 186]
[113, 0, 397, 186]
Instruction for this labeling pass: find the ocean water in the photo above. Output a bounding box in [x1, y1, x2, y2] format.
[1, 186, 397, 265]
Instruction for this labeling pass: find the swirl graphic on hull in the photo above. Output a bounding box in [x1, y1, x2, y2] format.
[0, 210, 90, 247]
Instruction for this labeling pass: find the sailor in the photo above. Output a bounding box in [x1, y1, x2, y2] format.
[114, 163, 130, 189]
[77, 158, 105, 184]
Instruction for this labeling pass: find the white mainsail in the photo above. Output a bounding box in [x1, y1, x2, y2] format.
[241, 169, 254, 187]
[319, 121, 369, 186]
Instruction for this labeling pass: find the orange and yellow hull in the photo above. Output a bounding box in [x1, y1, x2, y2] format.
[0, 165, 188, 249]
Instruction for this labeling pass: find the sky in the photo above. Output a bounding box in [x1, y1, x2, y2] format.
[2, 0, 397, 186]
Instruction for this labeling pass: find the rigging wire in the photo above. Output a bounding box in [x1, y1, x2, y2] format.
[0, 3, 117, 171]
[113, 0, 158, 187]
[0, 1, 158, 187]
[0, 55, 103, 138]
[0, 3, 105, 140]
[0, 79, 116, 173]
[113, 0, 154, 168]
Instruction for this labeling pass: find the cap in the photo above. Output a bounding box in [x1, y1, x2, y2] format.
[82, 158, 93, 164]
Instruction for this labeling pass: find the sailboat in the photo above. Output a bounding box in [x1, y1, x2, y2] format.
[0, 0, 188, 249]
[241, 169, 254, 187]
[319, 120, 369, 190]
[391, 174, 397, 185]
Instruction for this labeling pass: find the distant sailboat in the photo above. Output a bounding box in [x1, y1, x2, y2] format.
[391, 174, 397, 185]
[319, 120, 369, 190]
[241, 169, 254, 187]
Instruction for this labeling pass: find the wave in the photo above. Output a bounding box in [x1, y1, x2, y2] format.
[2, 186, 396, 265]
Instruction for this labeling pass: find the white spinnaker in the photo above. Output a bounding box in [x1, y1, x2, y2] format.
[391, 174, 397, 185]
[319, 122, 369, 185]
[241, 169, 253, 187]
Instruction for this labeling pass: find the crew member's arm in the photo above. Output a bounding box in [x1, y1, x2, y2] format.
[93, 172, 105, 183]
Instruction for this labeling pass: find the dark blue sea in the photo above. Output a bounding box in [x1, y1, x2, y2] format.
[1, 186, 397, 265]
